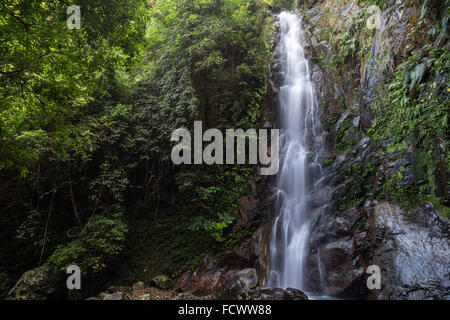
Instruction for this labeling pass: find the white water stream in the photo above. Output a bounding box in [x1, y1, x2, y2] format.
[267, 12, 324, 293]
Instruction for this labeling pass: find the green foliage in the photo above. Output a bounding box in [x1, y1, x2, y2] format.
[146, 0, 270, 131]
[181, 166, 255, 242]
[329, 6, 374, 73]
[338, 158, 378, 210]
[0, 0, 273, 286]
[322, 113, 340, 132]
[387, 166, 419, 205]
[190, 212, 235, 242]
[140, 0, 271, 243]
[369, 48, 449, 143]
[369, 47, 449, 213]
[418, 0, 450, 37]
[386, 141, 407, 154]
[47, 212, 127, 273]
[0, 0, 149, 171]
[124, 211, 214, 281]
[335, 116, 360, 155]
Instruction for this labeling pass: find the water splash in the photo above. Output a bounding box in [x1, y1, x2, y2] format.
[267, 12, 324, 292]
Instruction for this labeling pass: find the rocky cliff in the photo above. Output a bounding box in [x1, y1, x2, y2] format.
[176, 0, 449, 300]
[287, 0, 449, 299]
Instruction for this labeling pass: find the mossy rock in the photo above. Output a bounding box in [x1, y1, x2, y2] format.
[7, 266, 66, 300]
[150, 275, 173, 291]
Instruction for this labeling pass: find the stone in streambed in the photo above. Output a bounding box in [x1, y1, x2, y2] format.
[284, 288, 309, 300]
[260, 287, 308, 300]
[7, 266, 65, 300]
[216, 268, 258, 300]
[150, 275, 174, 290]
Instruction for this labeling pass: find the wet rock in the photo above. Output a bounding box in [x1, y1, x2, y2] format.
[309, 237, 367, 297]
[260, 287, 308, 300]
[234, 195, 255, 231]
[216, 268, 258, 300]
[175, 269, 224, 295]
[150, 275, 174, 291]
[354, 137, 371, 153]
[373, 202, 450, 300]
[284, 288, 309, 300]
[7, 266, 65, 300]
[218, 233, 260, 271]
[310, 207, 365, 248]
[307, 204, 371, 298]
[309, 188, 333, 210]
[113, 285, 131, 293]
[174, 254, 226, 295]
[260, 287, 284, 300]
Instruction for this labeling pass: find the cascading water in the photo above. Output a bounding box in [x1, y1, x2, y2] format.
[266, 12, 324, 293]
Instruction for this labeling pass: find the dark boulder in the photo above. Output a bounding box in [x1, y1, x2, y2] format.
[174, 253, 226, 294]
[7, 266, 66, 300]
[260, 287, 308, 300]
[216, 268, 259, 300]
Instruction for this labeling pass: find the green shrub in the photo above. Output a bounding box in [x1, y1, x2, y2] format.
[369, 47, 449, 213]
[47, 213, 127, 274]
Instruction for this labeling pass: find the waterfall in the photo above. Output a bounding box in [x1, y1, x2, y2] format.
[266, 12, 324, 292]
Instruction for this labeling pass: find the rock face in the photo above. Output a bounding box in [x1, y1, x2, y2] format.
[175, 267, 309, 300]
[216, 268, 259, 300]
[306, 206, 371, 297]
[174, 253, 226, 294]
[306, 201, 450, 299]
[293, 0, 450, 301]
[7, 266, 66, 300]
[175, 0, 449, 301]
[373, 202, 450, 300]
